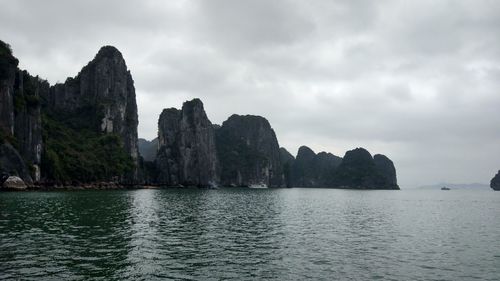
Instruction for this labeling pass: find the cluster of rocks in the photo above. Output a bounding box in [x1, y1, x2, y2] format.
[1, 39, 400, 190]
[141, 98, 399, 189]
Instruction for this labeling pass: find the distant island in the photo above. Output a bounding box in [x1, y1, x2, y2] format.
[0, 40, 399, 190]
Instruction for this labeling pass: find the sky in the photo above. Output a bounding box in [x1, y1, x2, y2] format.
[1, 0, 499, 188]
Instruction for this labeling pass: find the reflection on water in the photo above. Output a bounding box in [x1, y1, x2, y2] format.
[1, 188, 499, 280]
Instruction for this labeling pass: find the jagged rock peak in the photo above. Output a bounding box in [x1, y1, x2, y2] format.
[183, 98, 204, 108]
[342, 147, 373, 164]
[156, 98, 218, 187]
[223, 114, 273, 130]
[77, 45, 128, 79]
[42, 44, 140, 182]
[280, 147, 295, 163]
[181, 98, 211, 126]
[94, 45, 124, 60]
[297, 145, 316, 159]
[159, 108, 181, 120]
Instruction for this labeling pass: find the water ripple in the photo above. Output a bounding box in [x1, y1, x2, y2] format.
[0, 188, 499, 280]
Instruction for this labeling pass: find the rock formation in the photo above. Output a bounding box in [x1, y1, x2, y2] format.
[334, 148, 399, 189]
[0, 40, 45, 183]
[280, 147, 295, 188]
[0, 40, 17, 136]
[290, 146, 318, 187]
[290, 146, 342, 187]
[216, 114, 283, 187]
[0, 39, 401, 190]
[0, 143, 32, 183]
[13, 71, 47, 181]
[2, 176, 27, 190]
[1, 41, 141, 185]
[156, 99, 218, 187]
[138, 138, 158, 162]
[490, 171, 500, 191]
[373, 154, 398, 187]
[44, 46, 139, 181]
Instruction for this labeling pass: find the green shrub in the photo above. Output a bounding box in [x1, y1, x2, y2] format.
[41, 113, 134, 183]
[13, 90, 26, 112]
[25, 95, 40, 107]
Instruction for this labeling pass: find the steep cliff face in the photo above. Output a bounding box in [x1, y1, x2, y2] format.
[42, 46, 139, 182]
[280, 147, 295, 188]
[0, 41, 17, 137]
[373, 154, 398, 188]
[216, 114, 283, 187]
[334, 148, 399, 189]
[156, 99, 218, 186]
[291, 146, 318, 187]
[0, 41, 45, 183]
[13, 71, 48, 181]
[490, 171, 500, 191]
[290, 146, 342, 187]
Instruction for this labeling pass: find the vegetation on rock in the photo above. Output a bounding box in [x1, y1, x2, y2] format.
[41, 112, 134, 183]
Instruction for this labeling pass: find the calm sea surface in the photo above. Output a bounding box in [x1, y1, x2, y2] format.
[0, 188, 499, 280]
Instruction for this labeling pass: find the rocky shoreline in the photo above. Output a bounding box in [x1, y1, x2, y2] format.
[1, 181, 401, 192]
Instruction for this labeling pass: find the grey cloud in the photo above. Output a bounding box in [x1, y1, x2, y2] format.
[194, 0, 315, 52]
[1, 0, 499, 187]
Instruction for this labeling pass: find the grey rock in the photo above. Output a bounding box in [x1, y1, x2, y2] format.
[287, 146, 398, 189]
[334, 147, 399, 189]
[290, 146, 342, 187]
[13, 70, 47, 181]
[44, 46, 140, 181]
[0, 143, 32, 184]
[290, 146, 317, 187]
[280, 147, 295, 188]
[138, 138, 158, 162]
[216, 114, 283, 187]
[156, 99, 218, 187]
[0, 40, 17, 136]
[490, 171, 500, 191]
[0, 41, 43, 183]
[2, 176, 27, 190]
[374, 154, 398, 188]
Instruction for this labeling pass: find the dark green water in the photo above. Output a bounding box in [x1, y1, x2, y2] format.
[0, 188, 499, 280]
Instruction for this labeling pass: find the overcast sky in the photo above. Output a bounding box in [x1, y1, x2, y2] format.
[1, 0, 500, 187]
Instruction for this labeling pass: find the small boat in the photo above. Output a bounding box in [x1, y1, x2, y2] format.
[441, 186, 450, 190]
[249, 183, 268, 189]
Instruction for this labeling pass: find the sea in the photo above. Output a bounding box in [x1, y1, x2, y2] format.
[1, 188, 499, 280]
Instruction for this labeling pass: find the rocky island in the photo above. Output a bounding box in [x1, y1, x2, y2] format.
[490, 171, 500, 191]
[0, 40, 399, 190]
